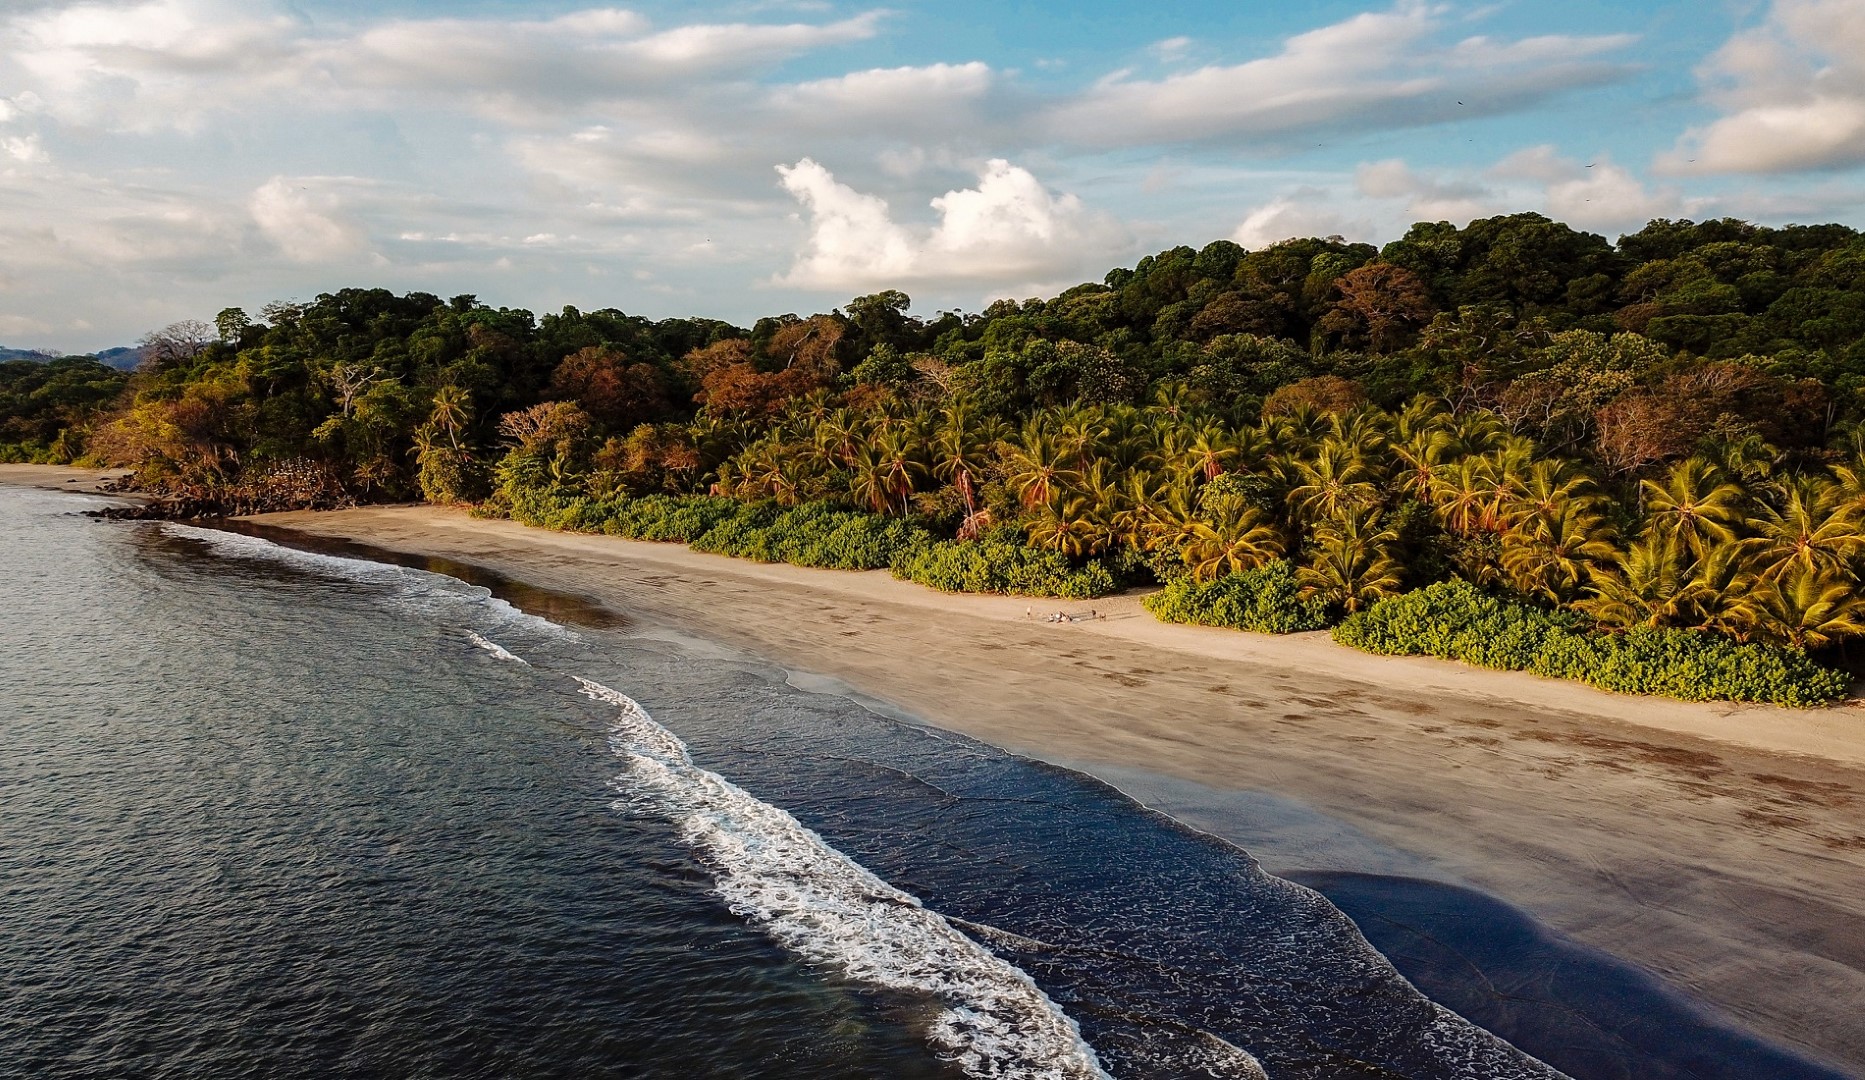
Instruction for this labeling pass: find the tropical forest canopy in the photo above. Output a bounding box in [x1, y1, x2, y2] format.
[10, 211, 1865, 695]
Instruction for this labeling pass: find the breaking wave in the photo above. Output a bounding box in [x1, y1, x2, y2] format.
[576, 676, 1131, 1080]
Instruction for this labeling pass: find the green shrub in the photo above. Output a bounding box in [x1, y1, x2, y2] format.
[1142, 561, 1330, 634]
[890, 539, 1117, 599]
[1333, 579, 1849, 707]
[495, 461, 1112, 598]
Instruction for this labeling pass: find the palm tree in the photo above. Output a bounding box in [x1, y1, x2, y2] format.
[429, 385, 472, 451]
[1183, 499, 1285, 581]
[1392, 425, 1456, 503]
[1578, 532, 1695, 629]
[1732, 564, 1865, 649]
[1705, 433, 1779, 485]
[1327, 405, 1389, 457]
[1179, 420, 1238, 482]
[1133, 480, 1204, 559]
[1745, 475, 1864, 581]
[1501, 497, 1618, 604]
[1680, 541, 1755, 638]
[1431, 456, 1488, 536]
[1299, 508, 1402, 613]
[1507, 459, 1597, 527]
[871, 428, 925, 515]
[1003, 425, 1081, 509]
[933, 404, 1003, 530]
[1642, 457, 1744, 554]
[1288, 440, 1377, 523]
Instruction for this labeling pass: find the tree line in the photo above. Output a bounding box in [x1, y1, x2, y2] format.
[7, 211, 1865, 699]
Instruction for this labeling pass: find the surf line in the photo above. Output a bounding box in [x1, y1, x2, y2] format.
[575, 675, 1115, 1080]
[466, 630, 529, 665]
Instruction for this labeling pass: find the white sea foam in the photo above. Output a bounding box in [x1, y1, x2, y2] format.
[575, 676, 1114, 1080]
[466, 631, 529, 665]
[163, 523, 576, 639]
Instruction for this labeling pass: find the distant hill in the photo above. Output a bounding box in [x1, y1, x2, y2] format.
[0, 345, 143, 370]
[93, 347, 144, 371]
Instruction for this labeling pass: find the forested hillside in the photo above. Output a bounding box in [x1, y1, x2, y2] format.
[11, 212, 1865, 701]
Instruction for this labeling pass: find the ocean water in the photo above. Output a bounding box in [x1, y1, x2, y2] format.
[0, 485, 1585, 1078]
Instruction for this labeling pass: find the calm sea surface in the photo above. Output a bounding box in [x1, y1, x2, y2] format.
[0, 485, 1597, 1078]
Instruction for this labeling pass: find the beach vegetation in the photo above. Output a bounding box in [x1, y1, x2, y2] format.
[22, 216, 1865, 702]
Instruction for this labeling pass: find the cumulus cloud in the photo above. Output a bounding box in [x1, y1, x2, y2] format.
[1347, 147, 1690, 234]
[1354, 159, 1495, 221]
[1491, 146, 1685, 231]
[1231, 194, 1371, 248]
[249, 178, 367, 262]
[1662, 0, 1865, 174]
[1043, 3, 1636, 147]
[774, 157, 1127, 289]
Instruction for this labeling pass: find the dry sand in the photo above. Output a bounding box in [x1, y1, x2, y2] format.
[0, 464, 138, 496]
[12, 469, 1859, 1075]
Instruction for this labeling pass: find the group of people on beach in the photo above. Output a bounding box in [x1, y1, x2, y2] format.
[1028, 606, 1102, 624]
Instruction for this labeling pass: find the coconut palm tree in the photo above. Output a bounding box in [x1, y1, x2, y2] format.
[1003, 424, 1081, 509]
[1731, 564, 1865, 649]
[1392, 425, 1457, 503]
[1578, 532, 1695, 629]
[428, 385, 472, 451]
[1298, 507, 1403, 613]
[1182, 479, 1286, 581]
[1288, 440, 1378, 523]
[1501, 496, 1618, 604]
[1745, 475, 1864, 581]
[1507, 458, 1598, 527]
[1642, 457, 1744, 554]
[1179, 420, 1238, 482]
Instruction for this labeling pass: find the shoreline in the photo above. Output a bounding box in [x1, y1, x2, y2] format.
[207, 502, 1865, 1076]
[8, 470, 1861, 1075]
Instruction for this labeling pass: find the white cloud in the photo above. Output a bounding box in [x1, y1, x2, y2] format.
[2, 1, 889, 130]
[0, 314, 54, 339]
[776, 62, 993, 116]
[249, 178, 366, 262]
[1354, 158, 1495, 221]
[1344, 147, 1690, 235]
[774, 157, 1128, 289]
[1231, 195, 1370, 248]
[1044, 3, 1635, 147]
[1149, 36, 1194, 62]
[1662, 0, 1865, 174]
[1491, 146, 1684, 230]
[2, 134, 49, 164]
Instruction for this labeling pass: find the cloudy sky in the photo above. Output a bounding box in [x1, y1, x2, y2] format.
[3, 0, 1864, 351]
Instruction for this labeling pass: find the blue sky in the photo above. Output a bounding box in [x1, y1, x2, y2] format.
[2, 0, 1863, 350]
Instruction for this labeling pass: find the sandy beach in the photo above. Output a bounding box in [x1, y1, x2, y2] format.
[8, 465, 1860, 1074]
[210, 502, 1865, 1075]
[0, 464, 139, 496]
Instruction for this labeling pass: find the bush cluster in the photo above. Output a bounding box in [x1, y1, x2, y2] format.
[889, 538, 1117, 599]
[1332, 579, 1850, 707]
[504, 481, 928, 573]
[1142, 561, 1331, 634]
[498, 460, 1118, 598]
[688, 502, 929, 570]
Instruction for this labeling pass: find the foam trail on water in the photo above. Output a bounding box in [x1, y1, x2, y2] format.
[163, 523, 576, 639]
[466, 631, 529, 665]
[576, 676, 1119, 1080]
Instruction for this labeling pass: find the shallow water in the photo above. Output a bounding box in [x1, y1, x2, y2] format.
[0, 486, 1595, 1077]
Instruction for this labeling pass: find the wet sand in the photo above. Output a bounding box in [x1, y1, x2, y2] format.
[212, 504, 1865, 1077]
